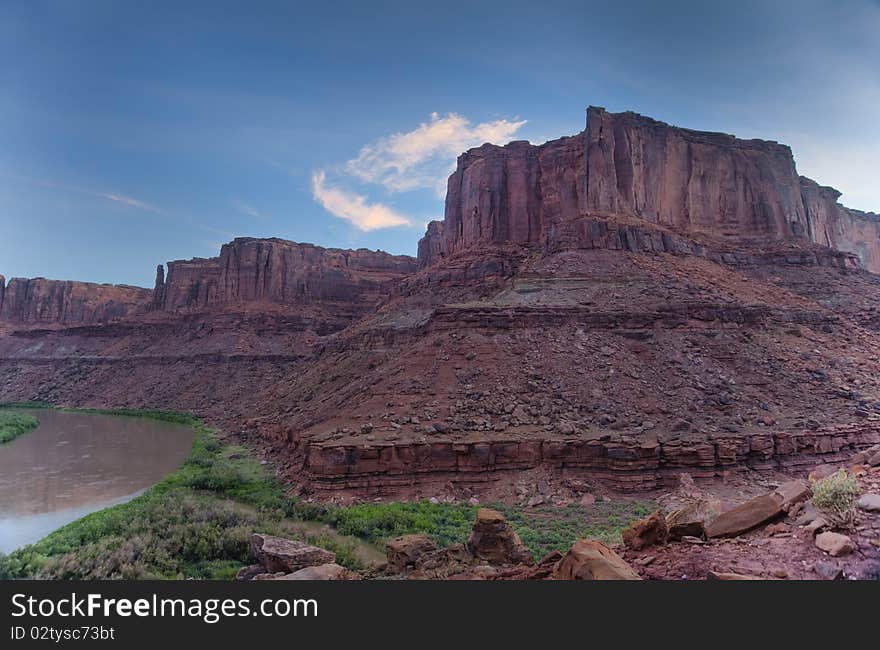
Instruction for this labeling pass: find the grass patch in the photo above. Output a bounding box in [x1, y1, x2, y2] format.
[0, 411, 39, 444]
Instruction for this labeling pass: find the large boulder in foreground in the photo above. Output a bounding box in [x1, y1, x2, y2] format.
[622, 510, 668, 550]
[467, 508, 534, 565]
[705, 480, 810, 538]
[251, 533, 336, 573]
[386, 534, 437, 572]
[553, 539, 641, 580]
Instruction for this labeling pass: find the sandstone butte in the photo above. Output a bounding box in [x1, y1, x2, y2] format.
[2, 106, 880, 501]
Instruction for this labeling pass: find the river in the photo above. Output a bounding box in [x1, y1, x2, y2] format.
[0, 409, 193, 554]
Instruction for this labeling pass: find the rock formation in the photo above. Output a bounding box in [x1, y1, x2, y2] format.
[157, 237, 418, 311]
[2, 106, 879, 503]
[0, 276, 151, 325]
[422, 107, 880, 272]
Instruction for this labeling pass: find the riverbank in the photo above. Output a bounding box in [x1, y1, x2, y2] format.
[0, 410, 38, 444]
[0, 407, 653, 579]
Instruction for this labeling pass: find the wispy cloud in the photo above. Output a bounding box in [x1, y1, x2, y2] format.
[345, 112, 527, 196]
[0, 172, 167, 215]
[233, 199, 266, 219]
[311, 112, 527, 230]
[311, 170, 411, 231]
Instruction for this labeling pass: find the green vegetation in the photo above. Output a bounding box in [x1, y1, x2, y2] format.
[0, 411, 364, 580]
[0, 406, 655, 579]
[324, 498, 655, 560]
[811, 469, 860, 528]
[0, 411, 39, 444]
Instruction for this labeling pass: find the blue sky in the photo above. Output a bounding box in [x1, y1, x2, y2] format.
[1, 0, 878, 286]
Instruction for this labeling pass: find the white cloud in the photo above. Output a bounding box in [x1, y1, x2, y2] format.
[345, 112, 527, 196]
[311, 170, 411, 231]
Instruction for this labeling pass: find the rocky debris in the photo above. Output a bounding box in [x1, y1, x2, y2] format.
[467, 508, 534, 566]
[235, 564, 266, 581]
[853, 444, 880, 466]
[813, 560, 844, 580]
[251, 533, 336, 574]
[705, 480, 810, 538]
[622, 510, 668, 550]
[856, 493, 880, 512]
[553, 539, 642, 580]
[815, 532, 856, 557]
[385, 534, 437, 572]
[407, 544, 476, 579]
[274, 563, 359, 580]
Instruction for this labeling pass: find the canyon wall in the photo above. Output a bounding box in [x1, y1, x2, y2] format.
[156, 237, 418, 311]
[799, 177, 880, 273]
[421, 107, 880, 272]
[0, 276, 151, 325]
[2, 238, 418, 324]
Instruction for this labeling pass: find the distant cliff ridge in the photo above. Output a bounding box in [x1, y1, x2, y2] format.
[3, 107, 878, 327]
[421, 106, 880, 271]
[153, 238, 418, 312]
[0, 275, 150, 325]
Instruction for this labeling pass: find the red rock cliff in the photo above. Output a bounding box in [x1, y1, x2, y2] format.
[423, 107, 880, 272]
[157, 237, 418, 311]
[0, 276, 151, 325]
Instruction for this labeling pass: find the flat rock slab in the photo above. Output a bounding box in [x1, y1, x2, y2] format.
[705, 480, 810, 538]
[275, 563, 358, 580]
[252, 533, 336, 573]
[705, 494, 784, 538]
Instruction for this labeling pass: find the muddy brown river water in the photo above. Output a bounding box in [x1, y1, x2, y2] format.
[0, 409, 193, 554]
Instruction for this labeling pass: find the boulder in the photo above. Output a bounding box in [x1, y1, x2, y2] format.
[666, 500, 716, 540]
[705, 481, 810, 538]
[856, 493, 880, 512]
[467, 508, 533, 565]
[815, 532, 855, 557]
[622, 510, 668, 550]
[275, 563, 359, 580]
[251, 533, 336, 573]
[553, 539, 641, 580]
[385, 534, 437, 572]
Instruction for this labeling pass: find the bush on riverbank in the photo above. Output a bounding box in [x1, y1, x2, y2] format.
[0, 411, 38, 444]
[0, 413, 363, 579]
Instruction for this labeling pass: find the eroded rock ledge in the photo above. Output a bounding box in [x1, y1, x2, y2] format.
[261, 422, 880, 495]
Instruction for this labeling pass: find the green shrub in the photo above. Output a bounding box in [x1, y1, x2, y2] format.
[0, 412, 39, 443]
[811, 469, 860, 528]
